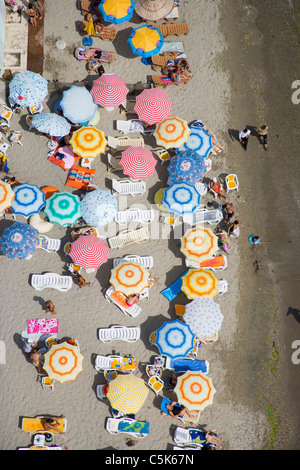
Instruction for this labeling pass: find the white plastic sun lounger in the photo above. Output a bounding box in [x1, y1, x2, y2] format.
[95, 354, 137, 372]
[116, 120, 155, 135]
[106, 417, 150, 438]
[112, 254, 154, 270]
[185, 254, 228, 271]
[107, 135, 144, 151]
[173, 427, 204, 449]
[98, 325, 141, 343]
[182, 207, 223, 226]
[37, 235, 61, 253]
[105, 285, 142, 317]
[112, 178, 146, 196]
[107, 227, 150, 249]
[115, 208, 154, 226]
[31, 273, 73, 292]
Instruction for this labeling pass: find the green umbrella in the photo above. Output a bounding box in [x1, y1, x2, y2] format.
[44, 192, 81, 226]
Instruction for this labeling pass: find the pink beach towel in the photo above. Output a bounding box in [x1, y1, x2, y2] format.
[27, 318, 59, 334]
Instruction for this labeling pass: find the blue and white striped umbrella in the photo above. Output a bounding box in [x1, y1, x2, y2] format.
[0, 222, 39, 259]
[9, 70, 48, 107]
[80, 189, 117, 227]
[183, 297, 224, 338]
[177, 127, 213, 158]
[162, 182, 201, 216]
[11, 183, 45, 218]
[155, 320, 195, 359]
[31, 112, 71, 137]
[60, 86, 98, 124]
[168, 150, 206, 185]
[44, 192, 81, 226]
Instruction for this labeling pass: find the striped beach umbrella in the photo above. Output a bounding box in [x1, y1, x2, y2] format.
[0, 222, 39, 259]
[134, 0, 174, 21]
[9, 70, 48, 107]
[80, 189, 117, 226]
[60, 86, 98, 124]
[168, 150, 206, 185]
[107, 373, 149, 415]
[174, 371, 216, 411]
[43, 342, 84, 384]
[128, 25, 164, 58]
[0, 181, 15, 213]
[90, 74, 129, 108]
[70, 234, 109, 270]
[120, 146, 156, 180]
[180, 227, 219, 265]
[181, 269, 219, 299]
[155, 320, 195, 359]
[11, 183, 45, 218]
[154, 117, 190, 149]
[134, 88, 172, 125]
[31, 112, 71, 137]
[44, 192, 81, 226]
[162, 183, 201, 216]
[183, 298, 224, 338]
[70, 127, 107, 159]
[100, 0, 135, 24]
[110, 262, 150, 296]
[178, 127, 213, 158]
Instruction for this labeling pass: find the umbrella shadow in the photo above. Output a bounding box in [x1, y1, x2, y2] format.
[287, 307, 300, 323]
[95, 257, 114, 292]
[113, 27, 136, 59]
[140, 314, 170, 353]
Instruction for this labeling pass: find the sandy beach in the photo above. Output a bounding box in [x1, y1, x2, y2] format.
[0, 0, 299, 451]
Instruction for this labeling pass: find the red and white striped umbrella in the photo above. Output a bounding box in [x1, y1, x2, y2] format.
[90, 74, 129, 108]
[120, 146, 157, 180]
[69, 234, 109, 269]
[134, 88, 173, 125]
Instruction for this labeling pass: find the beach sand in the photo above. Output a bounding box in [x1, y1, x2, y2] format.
[0, 0, 299, 451]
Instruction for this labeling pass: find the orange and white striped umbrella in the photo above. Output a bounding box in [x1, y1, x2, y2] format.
[43, 342, 84, 383]
[154, 117, 190, 149]
[109, 262, 150, 296]
[107, 373, 149, 414]
[70, 126, 107, 158]
[120, 146, 157, 179]
[174, 371, 216, 411]
[181, 269, 219, 299]
[180, 227, 219, 264]
[0, 181, 15, 213]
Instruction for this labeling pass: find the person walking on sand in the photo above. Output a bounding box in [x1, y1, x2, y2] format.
[239, 127, 251, 151]
[45, 300, 57, 315]
[257, 124, 268, 150]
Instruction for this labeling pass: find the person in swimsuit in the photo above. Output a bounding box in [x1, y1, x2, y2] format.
[43, 417, 65, 434]
[210, 177, 228, 200]
[223, 202, 235, 222]
[125, 294, 139, 306]
[30, 351, 44, 374]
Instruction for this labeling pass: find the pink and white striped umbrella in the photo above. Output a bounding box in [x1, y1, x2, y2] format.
[134, 88, 173, 125]
[120, 146, 157, 180]
[69, 234, 109, 269]
[90, 74, 129, 108]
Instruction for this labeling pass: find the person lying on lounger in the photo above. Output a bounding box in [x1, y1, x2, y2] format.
[166, 401, 196, 420]
[79, 49, 103, 60]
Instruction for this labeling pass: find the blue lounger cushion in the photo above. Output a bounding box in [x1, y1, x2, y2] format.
[118, 419, 150, 435]
[160, 270, 188, 301]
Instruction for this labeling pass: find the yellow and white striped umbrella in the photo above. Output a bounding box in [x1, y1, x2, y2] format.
[180, 227, 219, 264]
[181, 269, 219, 299]
[43, 342, 84, 383]
[107, 373, 149, 414]
[174, 371, 216, 411]
[154, 117, 190, 149]
[70, 126, 107, 159]
[109, 262, 150, 296]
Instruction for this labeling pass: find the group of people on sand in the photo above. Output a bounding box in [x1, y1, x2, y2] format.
[162, 54, 193, 83]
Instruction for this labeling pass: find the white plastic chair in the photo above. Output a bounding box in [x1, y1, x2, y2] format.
[105, 285, 142, 317]
[0, 105, 13, 123]
[182, 207, 223, 226]
[112, 254, 154, 270]
[98, 325, 141, 343]
[31, 273, 73, 292]
[225, 174, 239, 192]
[26, 115, 34, 130]
[204, 157, 212, 173]
[111, 178, 146, 196]
[9, 131, 23, 146]
[115, 208, 154, 226]
[107, 227, 150, 249]
[218, 279, 228, 294]
[41, 376, 55, 390]
[37, 235, 61, 253]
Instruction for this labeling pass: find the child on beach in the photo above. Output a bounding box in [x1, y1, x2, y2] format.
[45, 300, 57, 315]
[75, 273, 92, 290]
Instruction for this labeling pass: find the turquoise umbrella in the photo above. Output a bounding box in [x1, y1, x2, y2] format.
[45, 192, 81, 226]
